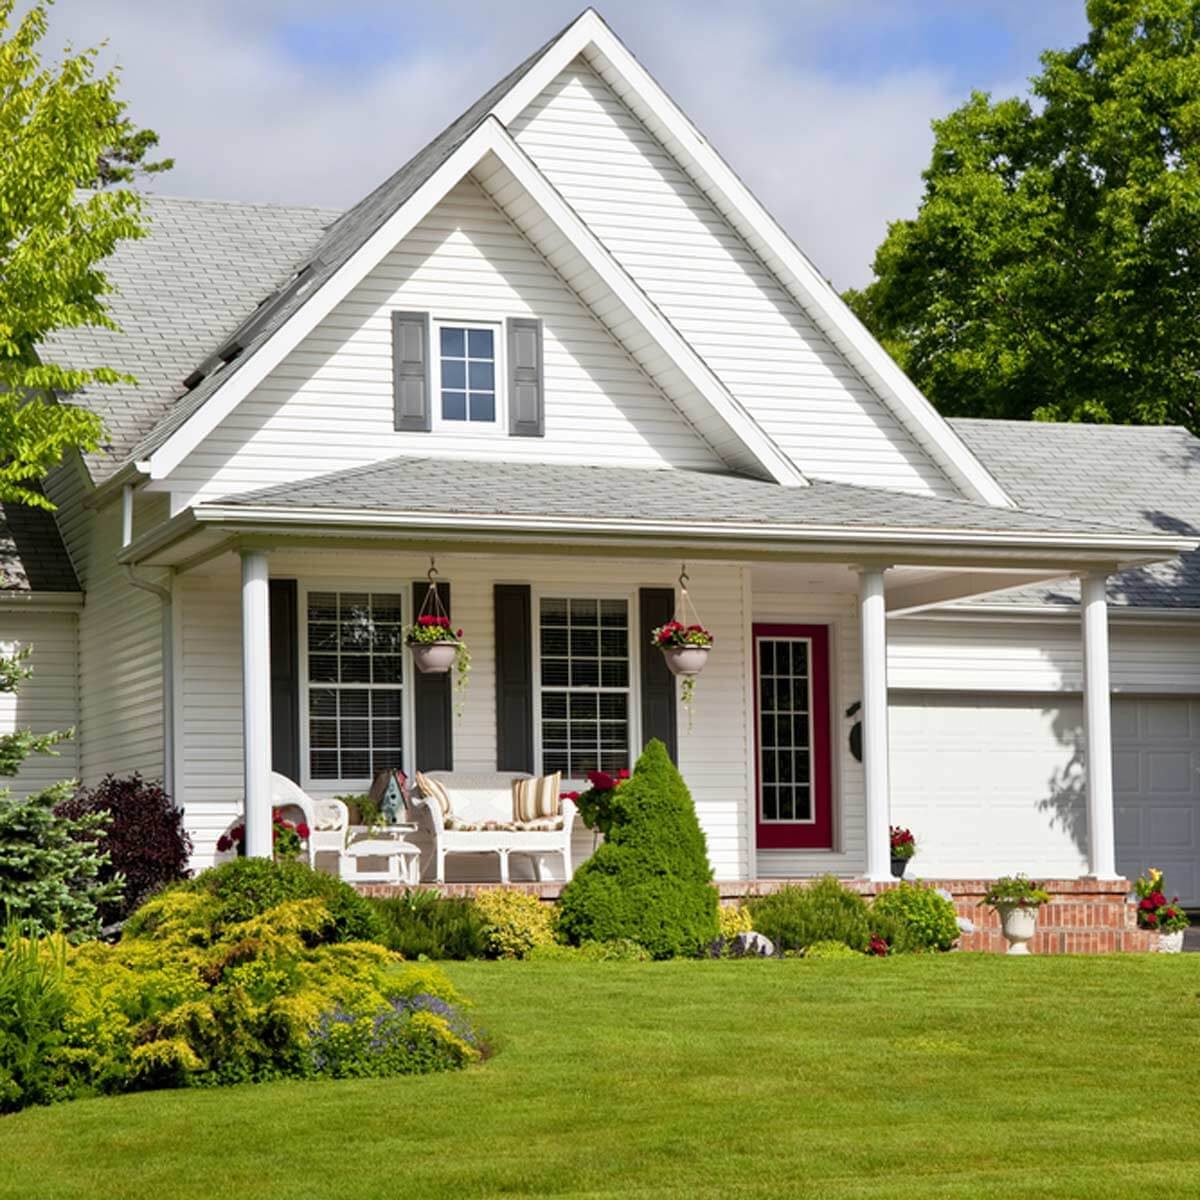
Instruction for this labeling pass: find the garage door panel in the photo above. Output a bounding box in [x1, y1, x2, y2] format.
[892, 692, 1200, 905]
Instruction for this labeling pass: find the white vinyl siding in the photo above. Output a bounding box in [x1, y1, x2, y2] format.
[175, 552, 748, 877]
[510, 58, 958, 498]
[0, 610, 79, 799]
[171, 176, 723, 502]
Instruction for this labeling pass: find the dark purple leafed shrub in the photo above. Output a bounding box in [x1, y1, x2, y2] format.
[55, 774, 192, 921]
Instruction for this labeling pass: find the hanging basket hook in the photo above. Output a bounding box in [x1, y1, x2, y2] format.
[427, 556, 439, 583]
[678, 563, 689, 593]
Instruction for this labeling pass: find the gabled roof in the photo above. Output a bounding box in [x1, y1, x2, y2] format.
[0, 501, 80, 593]
[951, 420, 1200, 609]
[40, 196, 338, 482]
[43, 8, 1005, 502]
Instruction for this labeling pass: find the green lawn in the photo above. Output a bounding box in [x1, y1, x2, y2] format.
[2, 956, 1198, 1199]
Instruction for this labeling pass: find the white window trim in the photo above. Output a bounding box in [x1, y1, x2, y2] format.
[755, 632, 817, 827]
[431, 317, 506, 434]
[531, 585, 641, 787]
[298, 581, 414, 792]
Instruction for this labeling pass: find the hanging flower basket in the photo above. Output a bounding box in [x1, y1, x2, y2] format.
[407, 561, 471, 715]
[652, 568, 714, 732]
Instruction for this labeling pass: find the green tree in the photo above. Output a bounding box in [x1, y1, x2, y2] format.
[846, 0, 1200, 432]
[0, 0, 171, 508]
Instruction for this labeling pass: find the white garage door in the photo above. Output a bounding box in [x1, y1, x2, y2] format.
[890, 694, 1200, 904]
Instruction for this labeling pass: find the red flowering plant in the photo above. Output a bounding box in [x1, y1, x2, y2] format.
[1134, 868, 1190, 934]
[868, 934, 890, 957]
[561, 767, 631, 837]
[405, 615, 471, 712]
[216, 807, 310, 859]
[650, 620, 714, 650]
[889, 825, 916, 861]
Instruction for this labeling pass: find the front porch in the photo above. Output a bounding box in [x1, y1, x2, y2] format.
[130, 531, 1157, 889]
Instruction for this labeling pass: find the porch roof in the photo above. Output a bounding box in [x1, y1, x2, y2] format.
[188, 457, 1192, 563]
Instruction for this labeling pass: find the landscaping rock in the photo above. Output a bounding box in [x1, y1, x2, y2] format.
[956, 916, 975, 934]
[729, 931, 776, 958]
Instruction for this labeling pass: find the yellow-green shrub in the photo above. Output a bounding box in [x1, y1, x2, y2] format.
[471, 889, 556, 959]
[718, 904, 753, 939]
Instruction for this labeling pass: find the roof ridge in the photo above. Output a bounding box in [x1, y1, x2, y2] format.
[951, 417, 1194, 435]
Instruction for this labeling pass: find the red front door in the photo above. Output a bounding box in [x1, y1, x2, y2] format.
[753, 624, 833, 850]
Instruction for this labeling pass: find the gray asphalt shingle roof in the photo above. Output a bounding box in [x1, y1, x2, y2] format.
[40, 195, 338, 481]
[1, 500, 79, 593]
[212, 454, 1163, 540]
[950, 420, 1200, 608]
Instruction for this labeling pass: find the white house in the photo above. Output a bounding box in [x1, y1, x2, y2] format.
[5, 10, 1199, 916]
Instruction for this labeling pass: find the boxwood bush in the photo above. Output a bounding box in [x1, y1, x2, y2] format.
[872, 882, 960, 952]
[748, 877, 873, 953]
[369, 890, 488, 960]
[557, 740, 719, 959]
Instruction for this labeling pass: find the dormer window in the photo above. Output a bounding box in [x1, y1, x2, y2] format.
[437, 322, 500, 427]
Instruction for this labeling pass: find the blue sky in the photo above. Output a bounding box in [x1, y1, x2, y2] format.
[36, 1, 1089, 288]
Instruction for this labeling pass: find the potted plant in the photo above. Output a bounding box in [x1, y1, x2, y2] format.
[651, 620, 714, 727]
[889, 825, 916, 878]
[405, 616, 471, 711]
[216, 807, 310, 860]
[981, 875, 1052, 954]
[1134, 868, 1190, 952]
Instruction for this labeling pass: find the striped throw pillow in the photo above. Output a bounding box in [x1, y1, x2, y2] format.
[415, 771, 452, 819]
[512, 772, 561, 824]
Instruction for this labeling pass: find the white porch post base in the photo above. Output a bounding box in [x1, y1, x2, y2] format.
[1081, 572, 1118, 879]
[859, 566, 892, 881]
[241, 550, 273, 859]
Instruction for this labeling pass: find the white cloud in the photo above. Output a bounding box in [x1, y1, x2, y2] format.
[30, 0, 1059, 288]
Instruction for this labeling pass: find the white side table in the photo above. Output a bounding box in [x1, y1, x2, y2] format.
[339, 825, 420, 886]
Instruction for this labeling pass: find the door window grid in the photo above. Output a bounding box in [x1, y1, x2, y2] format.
[306, 591, 404, 781]
[539, 597, 630, 777]
[758, 637, 814, 823]
[439, 325, 497, 423]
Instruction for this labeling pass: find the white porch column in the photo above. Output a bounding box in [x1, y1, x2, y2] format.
[241, 549, 273, 858]
[1081, 572, 1118, 878]
[859, 566, 892, 881]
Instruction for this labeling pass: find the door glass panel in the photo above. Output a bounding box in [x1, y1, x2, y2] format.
[758, 637, 814, 823]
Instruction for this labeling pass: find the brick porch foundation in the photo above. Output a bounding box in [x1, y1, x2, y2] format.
[358, 876, 1156, 953]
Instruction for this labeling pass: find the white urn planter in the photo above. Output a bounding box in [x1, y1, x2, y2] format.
[1151, 929, 1185, 954]
[409, 642, 459, 674]
[662, 645, 711, 677]
[997, 903, 1039, 954]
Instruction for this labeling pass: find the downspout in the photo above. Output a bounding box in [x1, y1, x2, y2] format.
[121, 483, 176, 798]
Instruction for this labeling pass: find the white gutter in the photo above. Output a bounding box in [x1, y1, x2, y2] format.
[0, 590, 84, 611]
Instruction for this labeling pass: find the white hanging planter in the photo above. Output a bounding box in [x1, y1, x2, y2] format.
[662, 644, 711, 677]
[409, 641, 459, 674]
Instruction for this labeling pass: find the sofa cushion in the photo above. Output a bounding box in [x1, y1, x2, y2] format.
[416, 771, 452, 819]
[512, 772, 561, 823]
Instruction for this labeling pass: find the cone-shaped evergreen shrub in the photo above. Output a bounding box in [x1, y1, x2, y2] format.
[557, 739, 718, 958]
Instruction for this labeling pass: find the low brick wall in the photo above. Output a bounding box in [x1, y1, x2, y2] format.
[356, 876, 1154, 953]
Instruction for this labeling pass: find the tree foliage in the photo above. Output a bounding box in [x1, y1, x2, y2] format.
[846, 0, 1200, 432]
[0, 0, 171, 507]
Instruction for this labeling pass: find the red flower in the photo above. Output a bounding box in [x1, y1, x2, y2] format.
[561, 791, 580, 801]
[456, 628, 464, 638]
[617, 768, 630, 780]
[1149, 891, 1167, 908]
[418, 615, 436, 626]
[1139, 897, 1156, 911]
[295, 822, 310, 840]
[868, 935, 889, 957]
[586, 770, 617, 792]
[1144, 911, 1159, 926]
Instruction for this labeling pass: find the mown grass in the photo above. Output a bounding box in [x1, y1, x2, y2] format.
[2, 955, 1198, 1199]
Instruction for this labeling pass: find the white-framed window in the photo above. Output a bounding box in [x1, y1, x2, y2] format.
[434, 320, 503, 429]
[535, 594, 634, 779]
[303, 589, 406, 784]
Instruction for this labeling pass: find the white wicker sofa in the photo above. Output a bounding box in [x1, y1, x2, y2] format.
[411, 771, 577, 884]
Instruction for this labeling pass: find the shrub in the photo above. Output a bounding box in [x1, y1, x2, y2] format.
[748, 878, 872, 953]
[0, 926, 70, 1112]
[55, 774, 192, 922]
[526, 938, 651, 963]
[803, 939, 863, 960]
[718, 904, 754, 940]
[557, 740, 719, 959]
[472, 888, 556, 959]
[872, 882, 960, 952]
[0, 783, 121, 942]
[369, 890, 487, 960]
[128, 858, 381, 946]
[0, 893, 481, 1112]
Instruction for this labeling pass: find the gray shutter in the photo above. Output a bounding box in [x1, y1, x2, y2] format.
[639, 588, 678, 764]
[507, 318, 544, 437]
[269, 579, 300, 782]
[412, 581, 453, 771]
[392, 310, 431, 431]
[494, 584, 534, 772]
